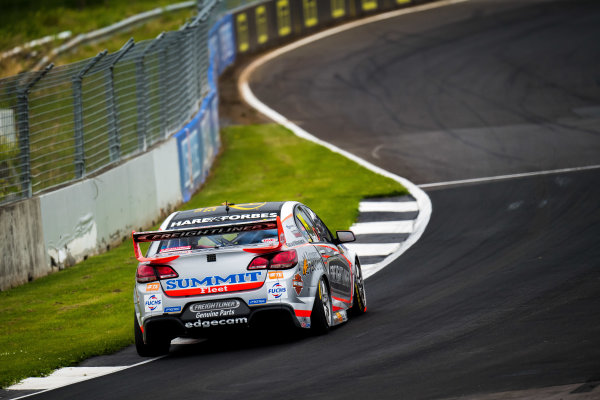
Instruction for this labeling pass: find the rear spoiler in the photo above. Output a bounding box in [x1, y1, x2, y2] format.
[132, 216, 285, 263]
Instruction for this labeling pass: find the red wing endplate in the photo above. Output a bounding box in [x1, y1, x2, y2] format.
[243, 216, 286, 254]
[132, 232, 180, 263]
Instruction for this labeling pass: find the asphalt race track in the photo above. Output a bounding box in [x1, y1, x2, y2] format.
[19, 0, 600, 399]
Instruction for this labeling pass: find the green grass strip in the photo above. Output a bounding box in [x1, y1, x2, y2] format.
[0, 124, 407, 388]
[1, 3, 196, 78]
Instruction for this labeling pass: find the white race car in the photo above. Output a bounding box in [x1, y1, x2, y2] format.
[132, 201, 367, 356]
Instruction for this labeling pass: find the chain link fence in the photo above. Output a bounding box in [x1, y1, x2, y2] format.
[0, 1, 224, 205]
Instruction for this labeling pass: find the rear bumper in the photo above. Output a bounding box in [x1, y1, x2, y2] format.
[143, 303, 301, 341]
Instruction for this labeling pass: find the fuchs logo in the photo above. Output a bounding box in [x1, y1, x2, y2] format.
[268, 282, 287, 300]
[144, 294, 162, 312]
[184, 317, 248, 328]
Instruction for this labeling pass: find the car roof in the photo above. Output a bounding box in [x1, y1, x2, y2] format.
[166, 202, 287, 229]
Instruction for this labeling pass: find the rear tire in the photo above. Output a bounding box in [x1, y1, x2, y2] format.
[311, 278, 332, 335]
[134, 314, 170, 357]
[351, 259, 367, 315]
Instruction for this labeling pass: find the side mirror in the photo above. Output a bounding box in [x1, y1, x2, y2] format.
[335, 230, 356, 244]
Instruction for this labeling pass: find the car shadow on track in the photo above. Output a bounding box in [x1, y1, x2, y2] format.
[166, 317, 342, 359]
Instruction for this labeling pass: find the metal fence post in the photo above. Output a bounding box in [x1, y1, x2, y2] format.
[159, 33, 172, 138]
[136, 33, 165, 152]
[177, 22, 193, 123]
[72, 50, 107, 178]
[105, 38, 134, 163]
[190, 12, 206, 106]
[16, 63, 54, 198]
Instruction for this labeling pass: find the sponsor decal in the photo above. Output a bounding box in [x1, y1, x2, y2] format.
[194, 309, 237, 319]
[249, 298, 267, 305]
[332, 310, 348, 324]
[144, 294, 163, 312]
[185, 317, 248, 328]
[334, 312, 345, 324]
[164, 272, 264, 296]
[194, 206, 218, 213]
[262, 238, 278, 243]
[300, 322, 311, 328]
[160, 246, 191, 253]
[268, 271, 284, 280]
[166, 273, 263, 289]
[292, 274, 303, 295]
[229, 202, 266, 210]
[268, 282, 288, 300]
[138, 222, 277, 241]
[302, 255, 321, 276]
[146, 282, 160, 292]
[164, 306, 182, 313]
[329, 261, 351, 292]
[285, 223, 303, 238]
[169, 213, 278, 228]
[189, 300, 241, 312]
[286, 239, 305, 247]
[181, 300, 250, 321]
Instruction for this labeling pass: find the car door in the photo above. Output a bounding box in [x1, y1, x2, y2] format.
[295, 205, 353, 305]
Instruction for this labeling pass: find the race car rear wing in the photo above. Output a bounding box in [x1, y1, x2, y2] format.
[132, 216, 285, 263]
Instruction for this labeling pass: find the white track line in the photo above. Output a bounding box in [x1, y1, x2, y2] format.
[350, 220, 414, 234]
[344, 243, 400, 257]
[9, 367, 129, 391]
[420, 165, 600, 189]
[359, 201, 419, 212]
[8, 357, 163, 398]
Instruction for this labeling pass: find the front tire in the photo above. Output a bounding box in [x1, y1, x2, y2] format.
[134, 314, 170, 357]
[311, 278, 332, 335]
[351, 259, 367, 315]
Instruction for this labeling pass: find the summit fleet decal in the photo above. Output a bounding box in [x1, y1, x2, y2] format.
[164, 272, 264, 296]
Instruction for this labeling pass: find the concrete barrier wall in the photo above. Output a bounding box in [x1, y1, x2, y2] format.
[0, 197, 48, 290]
[38, 137, 183, 269]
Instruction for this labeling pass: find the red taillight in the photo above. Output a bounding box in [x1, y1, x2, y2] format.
[248, 256, 269, 270]
[136, 264, 178, 283]
[270, 250, 298, 269]
[136, 264, 157, 283]
[155, 265, 178, 279]
[247, 250, 298, 270]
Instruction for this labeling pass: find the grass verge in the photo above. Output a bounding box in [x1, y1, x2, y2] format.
[0, 2, 196, 78]
[0, 123, 407, 388]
